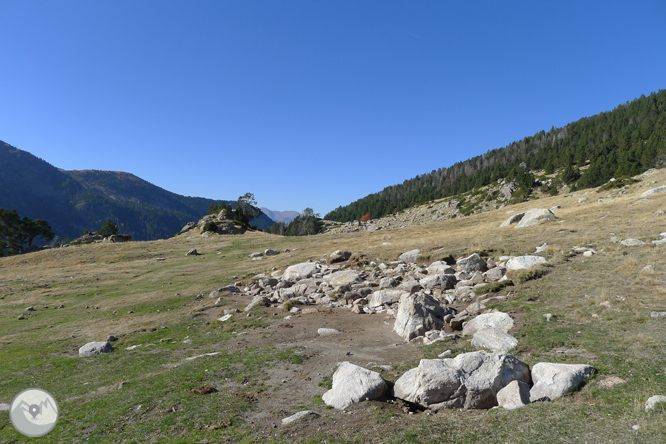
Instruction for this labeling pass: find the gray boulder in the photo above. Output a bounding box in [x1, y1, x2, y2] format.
[399, 249, 421, 264]
[485, 266, 506, 282]
[265, 249, 279, 256]
[322, 362, 388, 410]
[329, 250, 352, 263]
[393, 293, 456, 341]
[426, 263, 455, 275]
[497, 380, 531, 410]
[457, 253, 487, 273]
[419, 274, 457, 290]
[529, 362, 596, 401]
[505, 255, 547, 271]
[514, 208, 556, 228]
[186, 249, 199, 256]
[79, 341, 114, 358]
[462, 312, 514, 337]
[393, 352, 531, 410]
[283, 262, 320, 282]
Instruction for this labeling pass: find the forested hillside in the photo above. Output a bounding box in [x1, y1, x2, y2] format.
[325, 90, 666, 222]
[0, 143, 274, 240]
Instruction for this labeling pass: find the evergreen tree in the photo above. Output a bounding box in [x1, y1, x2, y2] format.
[97, 218, 120, 237]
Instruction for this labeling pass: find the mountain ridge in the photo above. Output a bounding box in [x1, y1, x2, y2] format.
[0, 142, 274, 240]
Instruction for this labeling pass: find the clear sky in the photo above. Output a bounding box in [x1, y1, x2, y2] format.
[1, 1, 665, 217]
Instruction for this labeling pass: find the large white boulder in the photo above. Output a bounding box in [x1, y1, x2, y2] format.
[283, 262, 320, 282]
[393, 293, 455, 341]
[322, 362, 388, 410]
[514, 208, 556, 228]
[393, 352, 531, 410]
[529, 362, 596, 402]
[505, 255, 547, 271]
[462, 312, 514, 337]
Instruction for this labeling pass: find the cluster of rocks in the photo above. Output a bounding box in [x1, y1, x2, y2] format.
[321, 354, 596, 412]
[179, 209, 245, 237]
[212, 248, 552, 354]
[325, 200, 462, 233]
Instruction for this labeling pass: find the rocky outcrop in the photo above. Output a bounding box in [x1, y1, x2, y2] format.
[514, 208, 556, 228]
[505, 255, 547, 271]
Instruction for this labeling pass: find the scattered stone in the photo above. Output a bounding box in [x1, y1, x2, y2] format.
[244, 296, 270, 312]
[620, 239, 645, 247]
[106, 335, 117, 342]
[529, 362, 596, 402]
[25, 306, 35, 311]
[543, 313, 553, 322]
[325, 270, 362, 288]
[282, 410, 320, 425]
[186, 249, 199, 256]
[322, 362, 388, 410]
[265, 249, 279, 256]
[514, 208, 556, 228]
[497, 380, 531, 409]
[249, 252, 264, 258]
[438, 350, 452, 358]
[419, 274, 456, 290]
[217, 314, 233, 322]
[17, 314, 26, 320]
[369, 289, 405, 308]
[645, 395, 666, 411]
[79, 341, 115, 357]
[0, 403, 10, 411]
[578, 197, 588, 203]
[393, 352, 530, 410]
[650, 311, 666, 319]
[398, 249, 421, 264]
[318, 328, 341, 336]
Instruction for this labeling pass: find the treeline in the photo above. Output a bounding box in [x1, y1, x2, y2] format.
[266, 208, 323, 236]
[325, 90, 666, 221]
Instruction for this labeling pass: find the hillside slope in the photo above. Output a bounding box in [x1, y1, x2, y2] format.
[0, 142, 274, 240]
[326, 89, 666, 221]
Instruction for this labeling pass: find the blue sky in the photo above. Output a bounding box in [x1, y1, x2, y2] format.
[1, 1, 665, 217]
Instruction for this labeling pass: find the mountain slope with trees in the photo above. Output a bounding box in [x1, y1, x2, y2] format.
[0, 142, 274, 241]
[325, 90, 666, 222]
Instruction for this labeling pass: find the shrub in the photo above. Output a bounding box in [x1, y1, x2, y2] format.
[202, 221, 218, 233]
[360, 214, 371, 222]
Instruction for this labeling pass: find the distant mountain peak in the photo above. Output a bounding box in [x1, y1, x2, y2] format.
[260, 208, 300, 224]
